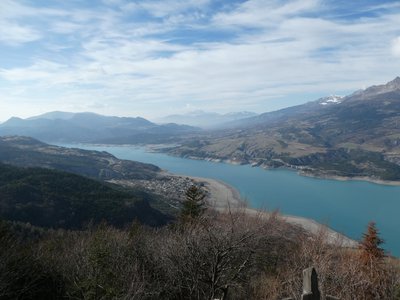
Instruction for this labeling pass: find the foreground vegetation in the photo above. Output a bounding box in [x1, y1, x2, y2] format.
[0, 162, 399, 299]
[1, 209, 399, 300]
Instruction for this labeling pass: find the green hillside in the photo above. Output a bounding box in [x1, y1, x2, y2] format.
[0, 163, 169, 229]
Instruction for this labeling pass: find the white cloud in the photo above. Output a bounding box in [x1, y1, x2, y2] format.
[392, 37, 400, 57]
[0, 60, 67, 81]
[0, 0, 67, 20]
[51, 21, 84, 34]
[0, 0, 70, 45]
[102, 0, 125, 6]
[213, 0, 319, 28]
[0, 20, 41, 45]
[122, 0, 210, 18]
[1, 0, 400, 121]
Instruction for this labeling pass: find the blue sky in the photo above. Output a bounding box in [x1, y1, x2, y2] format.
[1, 0, 400, 121]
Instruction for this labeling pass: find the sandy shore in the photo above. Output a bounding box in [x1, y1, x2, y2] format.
[186, 176, 245, 209]
[190, 176, 358, 248]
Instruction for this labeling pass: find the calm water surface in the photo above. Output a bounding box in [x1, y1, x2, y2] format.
[62, 144, 400, 256]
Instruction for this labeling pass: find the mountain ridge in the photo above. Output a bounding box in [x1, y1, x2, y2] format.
[166, 77, 400, 181]
[0, 112, 199, 144]
[156, 110, 258, 128]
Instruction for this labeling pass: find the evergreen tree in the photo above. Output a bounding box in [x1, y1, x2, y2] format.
[359, 221, 385, 265]
[180, 185, 206, 221]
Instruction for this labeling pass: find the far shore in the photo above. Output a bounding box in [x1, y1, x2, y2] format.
[160, 151, 400, 187]
[188, 175, 358, 248]
[297, 170, 400, 186]
[62, 143, 400, 186]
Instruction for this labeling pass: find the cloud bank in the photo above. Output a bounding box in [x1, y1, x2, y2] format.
[0, 0, 400, 121]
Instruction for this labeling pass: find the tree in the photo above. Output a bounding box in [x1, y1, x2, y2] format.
[359, 221, 385, 265]
[180, 185, 206, 222]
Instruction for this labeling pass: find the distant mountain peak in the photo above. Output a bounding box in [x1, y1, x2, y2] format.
[27, 111, 77, 120]
[353, 76, 400, 99]
[387, 76, 400, 88]
[318, 95, 343, 106]
[0, 111, 199, 144]
[2, 117, 25, 127]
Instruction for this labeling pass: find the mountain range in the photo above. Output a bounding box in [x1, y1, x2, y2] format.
[2, 78, 400, 181]
[156, 110, 258, 128]
[0, 112, 199, 144]
[167, 77, 400, 181]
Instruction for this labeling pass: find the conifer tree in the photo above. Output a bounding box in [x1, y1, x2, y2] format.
[359, 221, 385, 265]
[180, 185, 206, 221]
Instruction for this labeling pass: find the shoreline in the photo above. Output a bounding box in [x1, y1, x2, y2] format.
[189, 175, 358, 248]
[64, 143, 400, 187]
[199, 155, 400, 186]
[183, 175, 246, 208]
[185, 155, 400, 186]
[298, 171, 400, 186]
[156, 148, 400, 187]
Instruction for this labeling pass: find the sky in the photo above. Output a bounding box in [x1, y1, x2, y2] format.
[1, 0, 400, 122]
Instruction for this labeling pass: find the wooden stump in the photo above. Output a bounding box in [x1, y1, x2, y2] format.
[301, 267, 321, 300]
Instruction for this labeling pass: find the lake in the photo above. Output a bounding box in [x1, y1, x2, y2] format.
[62, 144, 400, 256]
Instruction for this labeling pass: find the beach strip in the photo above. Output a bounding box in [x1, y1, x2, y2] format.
[190, 176, 358, 248]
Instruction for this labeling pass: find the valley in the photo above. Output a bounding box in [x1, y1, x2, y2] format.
[2, 1, 400, 297]
[4, 78, 400, 184]
[70, 143, 400, 257]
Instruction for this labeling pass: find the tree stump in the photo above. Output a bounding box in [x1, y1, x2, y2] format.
[301, 267, 321, 300]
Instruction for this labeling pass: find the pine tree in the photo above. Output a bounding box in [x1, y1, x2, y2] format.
[180, 185, 206, 222]
[359, 221, 385, 265]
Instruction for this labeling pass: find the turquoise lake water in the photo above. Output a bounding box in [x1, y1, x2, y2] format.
[62, 144, 400, 256]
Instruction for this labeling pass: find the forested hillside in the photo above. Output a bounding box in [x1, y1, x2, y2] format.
[0, 163, 169, 228]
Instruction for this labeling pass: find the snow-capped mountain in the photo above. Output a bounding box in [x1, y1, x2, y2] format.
[318, 95, 343, 106]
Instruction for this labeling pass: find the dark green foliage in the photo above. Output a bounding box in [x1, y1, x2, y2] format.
[180, 185, 206, 221]
[0, 163, 168, 229]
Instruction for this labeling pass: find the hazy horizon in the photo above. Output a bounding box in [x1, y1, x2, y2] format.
[1, 0, 400, 122]
[0, 108, 260, 123]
